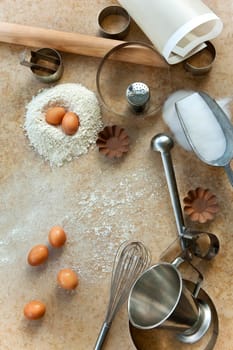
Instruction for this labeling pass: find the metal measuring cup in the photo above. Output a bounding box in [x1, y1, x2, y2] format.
[151, 133, 220, 260]
[128, 255, 212, 344]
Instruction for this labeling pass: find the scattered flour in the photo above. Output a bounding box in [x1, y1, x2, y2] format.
[0, 166, 159, 282]
[24, 83, 103, 166]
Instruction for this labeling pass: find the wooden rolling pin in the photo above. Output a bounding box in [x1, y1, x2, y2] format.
[0, 21, 168, 68]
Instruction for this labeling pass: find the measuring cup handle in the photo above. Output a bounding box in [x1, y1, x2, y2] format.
[188, 261, 204, 298]
[172, 256, 185, 268]
[224, 163, 233, 187]
[172, 257, 203, 298]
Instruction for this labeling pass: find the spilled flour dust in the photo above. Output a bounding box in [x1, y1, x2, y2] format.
[0, 164, 162, 283]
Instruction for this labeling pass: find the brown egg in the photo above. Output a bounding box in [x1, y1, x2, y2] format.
[45, 106, 66, 126]
[27, 244, 49, 266]
[24, 300, 46, 320]
[57, 268, 79, 290]
[48, 225, 67, 248]
[61, 112, 80, 135]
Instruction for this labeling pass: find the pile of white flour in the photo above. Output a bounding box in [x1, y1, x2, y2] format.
[24, 83, 103, 166]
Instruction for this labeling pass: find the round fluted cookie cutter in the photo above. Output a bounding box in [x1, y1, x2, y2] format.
[97, 5, 130, 39]
[184, 41, 216, 75]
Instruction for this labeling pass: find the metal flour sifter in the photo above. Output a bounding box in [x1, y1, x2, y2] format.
[175, 91, 233, 187]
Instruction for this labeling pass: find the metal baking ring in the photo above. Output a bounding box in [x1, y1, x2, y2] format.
[30, 48, 64, 83]
[184, 41, 216, 75]
[97, 5, 130, 40]
[96, 41, 169, 118]
[183, 229, 220, 261]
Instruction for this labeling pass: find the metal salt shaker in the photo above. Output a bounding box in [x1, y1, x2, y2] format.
[126, 82, 150, 113]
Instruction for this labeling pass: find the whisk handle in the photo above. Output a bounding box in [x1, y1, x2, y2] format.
[94, 322, 111, 350]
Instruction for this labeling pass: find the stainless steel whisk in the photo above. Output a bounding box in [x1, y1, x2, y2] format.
[94, 241, 151, 350]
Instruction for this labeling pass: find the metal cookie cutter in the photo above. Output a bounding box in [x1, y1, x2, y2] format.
[20, 48, 63, 83]
[97, 5, 130, 39]
[184, 41, 216, 75]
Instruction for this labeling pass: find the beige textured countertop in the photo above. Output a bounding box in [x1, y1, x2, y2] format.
[0, 1, 233, 349]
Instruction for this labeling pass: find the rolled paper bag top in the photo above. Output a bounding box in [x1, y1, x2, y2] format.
[118, 0, 223, 64]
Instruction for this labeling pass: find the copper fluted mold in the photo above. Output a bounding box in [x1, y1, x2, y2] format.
[96, 125, 129, 159]
[183, 187, 219, 223]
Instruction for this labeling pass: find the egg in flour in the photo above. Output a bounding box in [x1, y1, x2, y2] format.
[62, 112, 80, 135]
[45, 106, 66, 125]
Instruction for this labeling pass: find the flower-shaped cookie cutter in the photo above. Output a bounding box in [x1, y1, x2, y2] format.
[96, 125, 129, 159]
[183, 187, 219, 224]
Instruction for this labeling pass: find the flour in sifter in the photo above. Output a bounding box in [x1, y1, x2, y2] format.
[24, 83, 103, 166]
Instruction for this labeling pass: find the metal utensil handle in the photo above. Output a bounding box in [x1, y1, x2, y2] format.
[94, 322, 110, 350]
[151, 134, 187, 251]
[187, 260, 204, 298]
[172, 256, 203, 298]
[160, 150, 185, 237]
[224, 163, 233, 187]
[20, 59, 57, 74]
